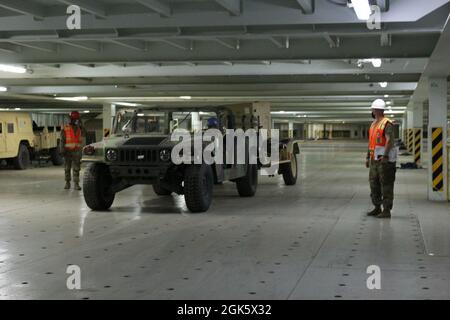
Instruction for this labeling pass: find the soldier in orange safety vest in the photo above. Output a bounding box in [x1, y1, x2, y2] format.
[365, 99, 397, 219]
[60, 111, 86, 190]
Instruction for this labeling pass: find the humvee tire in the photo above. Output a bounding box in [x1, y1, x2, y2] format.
[50, 147, 63, 166]
[236, 164, 258, 197]
[282, 155, 298, 185]
[83, 163, 115, 210]
[152, 181, 172, 196]
[13, 144, 31, 170]
[184, 164, 213, 213]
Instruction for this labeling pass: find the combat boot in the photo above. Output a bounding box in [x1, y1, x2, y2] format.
[74, 183, 81, 191]
[64, 182, 71, 190]
[376, 209, 391, 219]
[367, 206, 381, 217]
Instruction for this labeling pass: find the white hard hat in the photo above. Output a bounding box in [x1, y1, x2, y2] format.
[371, 99, 386, 110]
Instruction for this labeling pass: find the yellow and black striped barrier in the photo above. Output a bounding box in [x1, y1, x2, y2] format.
[448, 146, 450, 201]
[103, 128, 111, 138]
[407, 129, 414, 153]
[414, 128, 422, 166]
[447, 145, 450, 201]
[431, 127, 444, 192]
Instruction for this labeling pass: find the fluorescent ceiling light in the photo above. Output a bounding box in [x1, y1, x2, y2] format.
[14, 107, 21, 110]
[371, 59, 382, 68]
[387, 101, 392, 105]
[83, 110, 90, 113]
[271, 111, 298, 114]
[357, 58, 382, 68]
[54, 96, 88, 101]
[179, 96, 192, 100]
[113, 102, 141, 107]
[379, 82, 388, 88]
[0, 64, 27, 74]
[0, 86, 8, 92]
[384, 94, 389, 98]
[137, 113, 145, 117]
[350, 0, 371, 21]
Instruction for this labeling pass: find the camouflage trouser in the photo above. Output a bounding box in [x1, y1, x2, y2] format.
[64, 150, 82, 183]
[369, 160, 396, 210]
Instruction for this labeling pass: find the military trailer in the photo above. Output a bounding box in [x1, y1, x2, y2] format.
[82, 103, 300, 212]
[0, 112, 63, 169]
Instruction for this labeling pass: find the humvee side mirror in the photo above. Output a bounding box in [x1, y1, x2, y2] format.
[170, 119, 179, 132]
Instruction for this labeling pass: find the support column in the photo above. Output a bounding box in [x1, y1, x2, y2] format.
[191, 112, 202, 132]
[328, 124, 333, 140]
[406, 109, 414, 154]
[288, 121, 294, 138]
[427, 78, 447, 201]
[402, 113, 408, 142]
[412, 103, 424, 167]
[102, 104, 116, 138]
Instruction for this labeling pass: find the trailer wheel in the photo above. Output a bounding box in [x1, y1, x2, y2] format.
[282, 154, 298, 185]
[152, 181, 172, 196]
[13, 144, 31, 170]
[236, 164, 258, 197]
[50, 147, 63, 166]
[184, 164, 213, 213]
[83, 163, 115, 210]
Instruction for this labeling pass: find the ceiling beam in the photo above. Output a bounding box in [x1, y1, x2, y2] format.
[0, 35, 438, 64]
[8, 41, 57, 53]
[323, 33, 340, 48]
[0, 0, 446, 32]
[0, 0, 46, 19]
[158, 39, 189, 50]
[135, 0, 171, 17]
[213, 38, 240, 49]
[214, 0, 241, 16]
[268, 37, 284, 49]
[0, 43, 20, 54]
[58, 40, 101, 52]
[108, 39, 147, 51]
[55, 0, 107, 18]
[296, 0, 314, 14]
[380, 33, 392, 47]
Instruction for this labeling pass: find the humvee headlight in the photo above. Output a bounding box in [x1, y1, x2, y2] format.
[83, 145, 95, 156]
[159, 149, 171, 162]
[106, 149, 118, 162]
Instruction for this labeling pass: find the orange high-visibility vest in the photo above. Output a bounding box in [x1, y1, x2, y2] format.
[64, 124, 82, 151]
[368, 117, 392, 160]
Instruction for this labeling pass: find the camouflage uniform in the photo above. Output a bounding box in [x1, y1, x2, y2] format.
[368, 123, 396, 211]
[60, 124, 86, 185]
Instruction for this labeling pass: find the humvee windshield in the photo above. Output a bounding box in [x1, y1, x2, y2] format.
[114, 110, 168, 135]
[113, 109, 219, 136]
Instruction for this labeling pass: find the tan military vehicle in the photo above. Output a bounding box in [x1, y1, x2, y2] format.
[0, 112, 63, 169]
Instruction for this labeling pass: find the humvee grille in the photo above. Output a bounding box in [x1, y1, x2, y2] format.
[118, 149, 159, 163]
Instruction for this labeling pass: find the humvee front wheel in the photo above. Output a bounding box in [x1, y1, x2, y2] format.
[152, 181, 172, 196]
[50, 148, 63, 166]
[282, 154, 298, 185]
[14, 144, 30, 170]
[83, 163, 115, 210]
[50, 141, 63, 166]
[184, 164, 213, 213]
[236, 164, 258, 197]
